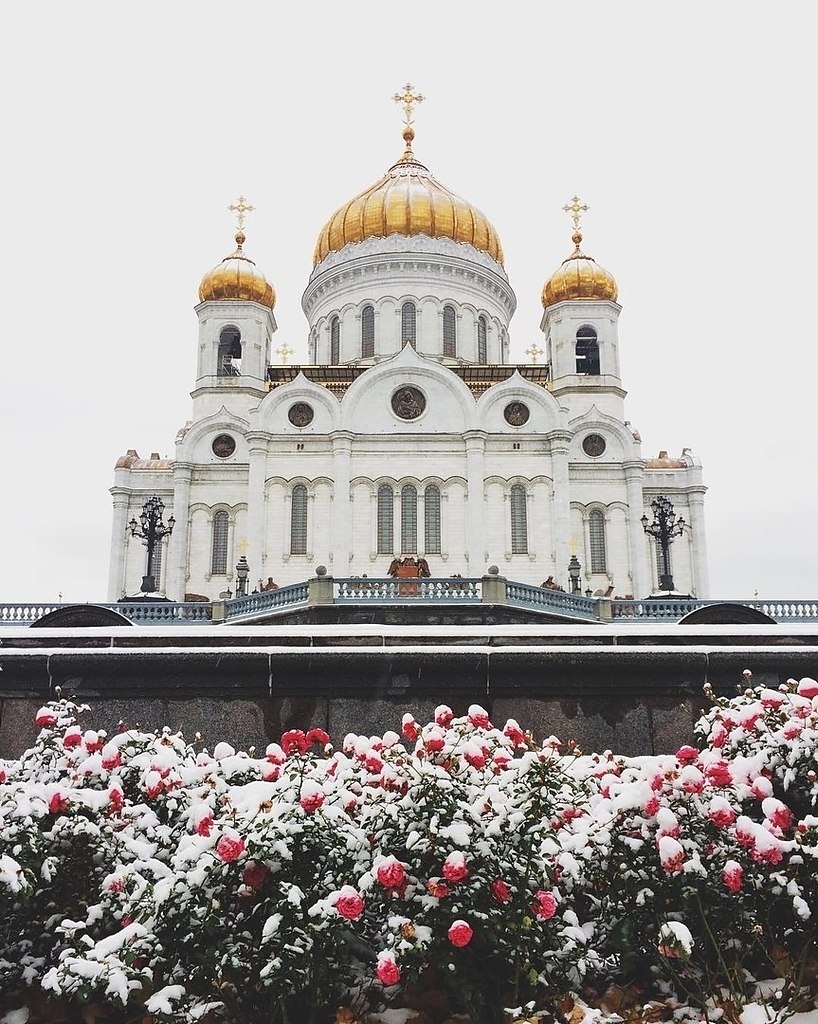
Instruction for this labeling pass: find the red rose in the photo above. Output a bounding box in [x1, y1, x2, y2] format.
[447, 920, 473, 947]
[376, 954, 401, 985]
[300, 790, 325, 813]
[426, 877, 450, 898]
[242, 862, 269, 889]
[101, 750, 122, 770]
[376, 856, 406, 889]
[723, 861, 743, 892]
[532, 890, 557, 919]
[108, 788, 124, 812]
[442, 851, 468, 882]
[280, 730, 308, 755]
[491, 879, 511, 903]
[425, 727, 445, 752]
[35, 708, 57, 728]
[48, 792, 69, 814]
[467, 704, 491, 729]
[797, 677, 818, 699]
[434, 705, 453, 727]
[706, 760, 732, 787]
[62, 730, 82, 750]
[401, 714, 420, 741]
[336, 886, 365, 920]
[306, 728, 330, 747]
[503, 719, 526, 745]
[195, 813, 214, 837]
[215, 834, 245, 862]
[676, 745, 698, 763]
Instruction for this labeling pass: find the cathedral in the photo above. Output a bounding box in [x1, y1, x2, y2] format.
[108, 88, 708, 604]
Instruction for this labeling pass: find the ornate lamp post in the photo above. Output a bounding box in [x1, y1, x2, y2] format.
[567, 554, 582, 594]
[129, 496, 175, 594]
[641, 495, 686, 592]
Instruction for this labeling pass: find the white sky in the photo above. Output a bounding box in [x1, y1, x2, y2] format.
[1, 2, 816, 603]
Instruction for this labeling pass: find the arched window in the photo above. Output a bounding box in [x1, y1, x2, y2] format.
[424, 484, 441, 554]
[576, 326, 600, 375]
[377, 485, 394, 554]
[361, 305, 375, 358]
[330, 316, 340, 364]
[401, 485, 418, 553]
[211, 511, 229, 574]
[510, 485, 528, 554]
[401, 301, 417, 347]
[290, 485, 308, 555]
[443, 305, 457, 358]
[589, 510, 607, 572]
[218, 326, 242, 376]
[477, 315, 488, 363]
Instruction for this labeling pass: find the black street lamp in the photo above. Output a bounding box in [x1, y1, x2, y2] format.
[567, 554, 582, 594]
[129, 496, 175, 593]
[235, 555, 250, 598]
[641, 495, 686, 592]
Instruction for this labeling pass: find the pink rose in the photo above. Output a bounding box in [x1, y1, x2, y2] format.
[532, 890, 557, 920]
[658, 835, 685, 873]
[377, 856, 406, 889]
[300, 790, 325, 813]
[448, 920, 473, 947]
[426, 877, 450, 898]
[376, 952, 401, 986]
[644, 795, 660, 817]
[723, 860, 743, 892]
[706, 760, 732, 787]
[763, 798, 794, 830]
[491, 879, 511, 903]
[215, 833, 245, 862]
[797, 677, 818, 699]
[750, 776, 773, 799]
[468, 704, 491, 728]
[676, 744, 698, 763]
[336, 886, 365, 921]
[442, 851, 469, 883]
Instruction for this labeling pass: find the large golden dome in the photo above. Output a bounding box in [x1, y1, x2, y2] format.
[199, 231, 276, 308]
[313, 127, 504, 267]
[542, 229, 618, 308]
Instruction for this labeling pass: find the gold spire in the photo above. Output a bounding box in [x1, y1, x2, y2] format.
[198, 196, 275, 308]
[392, 82, 425, 125]
[541, 195, 618, 308]
[562, 195, 589, 254]
[229, 195, 255, 233]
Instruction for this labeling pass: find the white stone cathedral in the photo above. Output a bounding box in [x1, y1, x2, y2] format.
[108, 90, 708, 604]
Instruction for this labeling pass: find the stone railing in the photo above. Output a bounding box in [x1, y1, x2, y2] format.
[611, 597, 818, 622]
[336, 577, 481, 602]
[505, 581, 599, 620]
[0, 602, 213, 625]
[221, 583, 310, 622]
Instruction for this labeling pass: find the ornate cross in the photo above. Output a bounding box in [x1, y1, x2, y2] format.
[392, 82, 424, 125]
[525, 343, 542, 364]
[229, 195, 255, 232]
[562, 195, 589, 232]
[276, 344, 294, 364]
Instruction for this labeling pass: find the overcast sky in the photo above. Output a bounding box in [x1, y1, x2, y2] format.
[1, 2, 816, 603]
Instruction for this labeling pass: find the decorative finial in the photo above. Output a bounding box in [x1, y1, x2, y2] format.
[525, 343, 542, 364]
[562, 195, 588, 253]
[229, 195, 255, 234]
[276, 344, 294, 365]
[392, 82, 425, 126]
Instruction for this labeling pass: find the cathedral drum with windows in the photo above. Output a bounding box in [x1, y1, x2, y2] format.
[108, 93, 708, 602]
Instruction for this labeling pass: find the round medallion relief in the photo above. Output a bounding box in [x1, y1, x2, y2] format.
[582, 433, 607, 457]
[391, 385, 426, 420]
[212, 433, 236, 459]
[288, 402, 314, 427]
[504, 401, 530, 426]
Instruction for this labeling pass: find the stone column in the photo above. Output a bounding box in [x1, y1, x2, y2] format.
[330, 431, 352, 577]
[548, 431, 572, 586]
[624, 461, 649, 598]
[687, 487, 710, 598]
[167, 464, 192, 601]
[246, 435, 267, 581]
[464, 431, 486, 575]
[107, 489, 131, 601]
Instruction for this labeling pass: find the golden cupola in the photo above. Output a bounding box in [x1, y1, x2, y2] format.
[313, 124, 504, 268]
[542, 196, 618, 308]
[199, 197, 276, 308]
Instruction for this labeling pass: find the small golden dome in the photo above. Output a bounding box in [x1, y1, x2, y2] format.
[199, 231, 276, 308]
[542, 230, 618, 308]
[313, 126, 504, 267]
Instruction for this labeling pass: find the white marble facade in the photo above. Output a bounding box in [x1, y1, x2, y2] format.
[109, 136, 708, 603]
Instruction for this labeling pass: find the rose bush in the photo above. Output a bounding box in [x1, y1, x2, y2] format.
[0, 678, 816, 1024]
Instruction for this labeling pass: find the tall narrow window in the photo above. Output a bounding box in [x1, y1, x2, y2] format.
[443, 305, 457, 358]
[401, 485, 418, 553]
[377, 485, 394, 554]
[211, 511, 229, 574]
[361, 305, 375, 358]
[477, 315, 488, 362]
[290, 485, 308, 555]
[424, 484, 441, 554]
[401, 301, 417, 347]
[576, 326, 600, 374]
[510, 485, 528, 554]
[218, 326, 242, 376]
[589, 510, 607, 572]
[330, 316, 340, 364]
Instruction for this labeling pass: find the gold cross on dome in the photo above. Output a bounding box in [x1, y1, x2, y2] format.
[525, 343, 542, 364]
[229, 195, 255, 232]
[562, 195, 589, 232]
[276, 344, 294, 364]
[392, 82, 425, 125]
